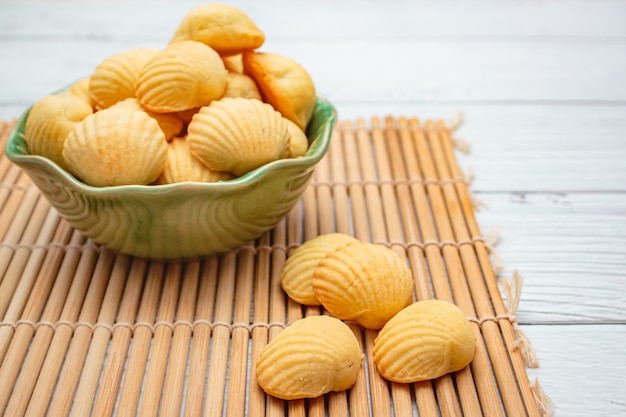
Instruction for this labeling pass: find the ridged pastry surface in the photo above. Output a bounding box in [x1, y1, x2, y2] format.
[256, 315, 362, 400]
[135, 40, 227, 113]
[169, 3, 264, 56]
[89, 48, 158, 110]
[63, 108, 167, 187]
[243, 51, 316, 130]
[156, 137, 234, 184]
[222, 72, 262, 100]
[110, 98, 183, 141]
[313, 242, 414, 329]
[186, 97, 289, 176]
[373, 299, 477, 383]
[281, 233, 358, 305]
[284, 117, 309, 158]
[24, 93, 94, 171]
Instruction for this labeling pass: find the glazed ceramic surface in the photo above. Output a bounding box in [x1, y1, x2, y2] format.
[6, 96, 336, 259]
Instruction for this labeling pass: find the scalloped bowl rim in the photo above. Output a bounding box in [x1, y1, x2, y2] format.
[6, 95, 336, 197]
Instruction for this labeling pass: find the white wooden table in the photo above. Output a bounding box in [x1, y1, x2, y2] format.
[1, 1, 625, 415]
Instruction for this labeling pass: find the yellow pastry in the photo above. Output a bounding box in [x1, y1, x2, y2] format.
[24, 93, 94, 171]
[67, 78, 96, 109]
[89, 48, 159, 110]
[281, 233, 358, 305]
[169, 3, 264, 56]
[135, 40, 227, 113]
[373, 300, 476, 383]
[186, 97, 289, 176]
[155, 136, 235, 184]
[284, 117, 309, 158]
[63, 108, 167, 186]
[313, 242, 414, 329]
[256, 315, 362, 400]
[243, 51, 316, 130]
[222, 73, 262, 100]
[110, 98, 183, 141]
[222, 54, 244, 74]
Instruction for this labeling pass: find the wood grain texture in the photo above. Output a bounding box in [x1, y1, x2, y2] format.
[2, 39, 625, 103]
[476, 192, 626, 324]
[523, 324, 626, 417]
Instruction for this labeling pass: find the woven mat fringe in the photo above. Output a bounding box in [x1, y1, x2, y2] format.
[531, 378, 557, 417]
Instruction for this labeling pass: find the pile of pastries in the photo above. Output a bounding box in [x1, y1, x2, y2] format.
[24, 3, 316, 187]
[255, 233, 477, 400]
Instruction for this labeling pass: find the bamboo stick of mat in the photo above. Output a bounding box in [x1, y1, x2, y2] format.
[2, 230, 88, 416]
[160, 260, 200, 416]
[67, 257, 145, 416]
[0, 190, 52, 318]
[340, 120, 395, 417]
[285, 205, 306, 417]
[137, 262, 182, 417]
[24, 245, 114, 417]
[0, 166, 30, 237]
[205, 251, 237, 417]
[314, 134, 351, 417]
[326, 126, 370, 417]
[100, 261, 163, 417]
[183, 257, 219, 417]
[394, 117, 503, 417]
[248, 231, 272, 417]
[424, 120, 540, 417]
[367, 117, 465, 417]
[43, 253, 131, 417]
[226, 244, 256, 417]
[436, 121, 542, 417]
[302, 175, 326, 417]
[264, 216, 289, 417]
[0, 212, 69, 364]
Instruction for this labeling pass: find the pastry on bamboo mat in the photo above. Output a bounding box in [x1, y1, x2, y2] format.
[0, 118, 550, 416]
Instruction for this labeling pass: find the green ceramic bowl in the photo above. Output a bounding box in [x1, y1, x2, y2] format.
[5, 95, 336, 260]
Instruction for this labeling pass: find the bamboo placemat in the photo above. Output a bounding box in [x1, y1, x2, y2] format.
[0, 117, 550, 417]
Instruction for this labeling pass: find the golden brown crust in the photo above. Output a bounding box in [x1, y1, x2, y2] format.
[283, 117, 309, 158]
[256, 315, 362, 400]
[110, 98, 183, 141]
[373, 300, 476, 383]
[169, 3, 264, 56]
[186, 97, 289, 176]
[24, 93, 94, 171]
[312, 242, 414, 329]
[63, 108, 167, 186]
[281, 233, 358, 305]
[155, 137, 235, 184]
[89, 48, 159, 110]
[222, 73, 262, 101]
[242, 51, 316, 130]
[135, 41, 227, 113]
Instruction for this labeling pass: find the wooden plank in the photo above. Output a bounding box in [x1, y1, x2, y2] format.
[1, 0, 625, 39]
[476, 192, 626, 324]
[1, 38, 625, 105]
[523, 323, 626, 417]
